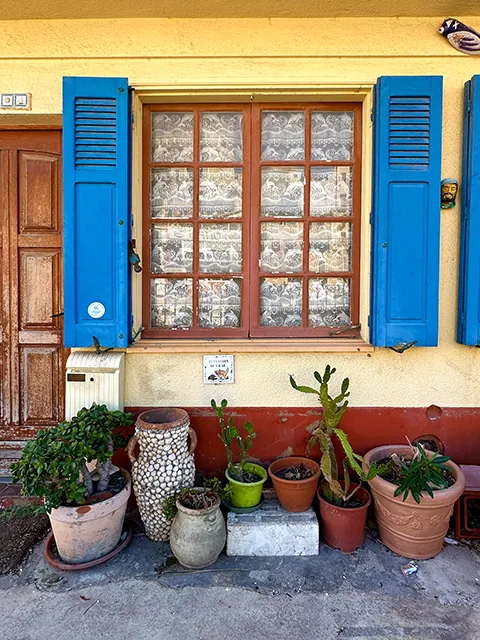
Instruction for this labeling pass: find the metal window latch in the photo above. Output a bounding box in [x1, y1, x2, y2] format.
[129, 239, 142, 272]
[389, 340, 417, 353]
[329, 324, 361, 337]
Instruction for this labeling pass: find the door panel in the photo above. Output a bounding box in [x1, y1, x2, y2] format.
[0, 130, 64, 475]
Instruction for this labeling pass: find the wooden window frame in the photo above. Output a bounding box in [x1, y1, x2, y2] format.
[142, 102, 362, 340]
[142, 104, 251, 339]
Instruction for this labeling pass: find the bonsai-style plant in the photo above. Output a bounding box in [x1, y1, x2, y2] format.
[290, 365, 380, 552]
[378, 442, 453, 504]
[211, 398, 267, 509]
[11, 403, 133, 511]
[290, 365, 380, 506]
[10, 403, 134, 565]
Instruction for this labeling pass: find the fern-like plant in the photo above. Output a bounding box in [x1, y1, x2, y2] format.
[290, 366, 381, 506]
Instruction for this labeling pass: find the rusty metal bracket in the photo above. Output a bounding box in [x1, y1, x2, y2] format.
[329, 324, 361, 337]
[388, 340, 418, 353]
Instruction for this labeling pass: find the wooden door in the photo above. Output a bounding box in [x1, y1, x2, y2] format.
[0, 130, 65, 476]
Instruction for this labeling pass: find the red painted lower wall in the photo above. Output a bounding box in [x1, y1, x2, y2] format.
[117, 406, 480, 475]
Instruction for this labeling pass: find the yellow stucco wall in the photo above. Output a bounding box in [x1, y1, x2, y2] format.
[2, 16, 480, 408]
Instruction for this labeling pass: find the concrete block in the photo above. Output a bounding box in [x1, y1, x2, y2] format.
[226, 498, 319, 556]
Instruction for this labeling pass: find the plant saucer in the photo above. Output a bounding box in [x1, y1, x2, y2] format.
[222, 495, 264, 514]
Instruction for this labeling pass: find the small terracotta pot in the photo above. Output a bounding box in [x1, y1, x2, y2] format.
[318, 484, 371, 553]
[363, 445, 466, 559]
[48, 469, 131, 564]
[268, 457, 320, 512]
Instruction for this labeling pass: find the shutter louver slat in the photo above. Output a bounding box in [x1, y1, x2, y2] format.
[370, 76, 442, 348]
[74, 96, 117, 169]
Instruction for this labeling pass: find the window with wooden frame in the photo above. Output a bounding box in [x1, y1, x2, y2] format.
[142, 103, 362, 340]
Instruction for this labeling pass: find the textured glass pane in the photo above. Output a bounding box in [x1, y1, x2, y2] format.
[151, 112, 194, 162]
[261, 167, 304, 218]
[261, 222, 303, 273]
[311, 111, 354, 161]
[199, 279, 241, 328]
[151, 278, 192, 328]
[308, 278, 351, 327]
[199, 168, 242, 219]
[262, 111, 304, 160]
[260, 278, 302, 327]
[150, 168, 193, 219]
[309, 222, 352, 273]
[150, 223, 193, 273]
[310, 167, 353, 217]
[199, 224, 242, 273]
[200, 112, 243, 162]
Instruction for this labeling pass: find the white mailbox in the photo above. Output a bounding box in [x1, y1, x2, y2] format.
[65, 351, 125, 419]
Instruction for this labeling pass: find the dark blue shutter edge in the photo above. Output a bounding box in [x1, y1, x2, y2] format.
[457, 76, 480, 345]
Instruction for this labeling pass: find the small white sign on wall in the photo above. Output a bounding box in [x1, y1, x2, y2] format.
[203, 355, 234, 384]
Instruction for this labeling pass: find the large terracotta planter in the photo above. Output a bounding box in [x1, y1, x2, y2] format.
[268, 457, 320, 512]
[318, 484, 371, 553]
[48, 469, 131, 564]
[169, 490, 226, 569]
[363, 445, 466, 559]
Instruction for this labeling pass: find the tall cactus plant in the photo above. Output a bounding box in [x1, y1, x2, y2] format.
[290, 366, 380, 505]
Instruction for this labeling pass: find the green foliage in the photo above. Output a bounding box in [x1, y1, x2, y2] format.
[290, 366, 381, 505]
[211, 399, 257, 471]
[9, 403, 134, 512]
[389, 443, 451, 504]
[0, 504, 45, 520]
[203, 476, 233, 503]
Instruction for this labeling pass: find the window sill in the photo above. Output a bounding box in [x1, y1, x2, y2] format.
[127, 338, 373, 354]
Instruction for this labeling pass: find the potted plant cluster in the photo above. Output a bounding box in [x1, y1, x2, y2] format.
[165, 487, 226, 569]
[211, 399, 267, 509]
[364, 442, 465, 559]
[290, 366, 382, 553]
[268, 456, 320, 512]
[10, 403, 134, 566]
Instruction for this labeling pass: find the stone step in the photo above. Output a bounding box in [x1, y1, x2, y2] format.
[226, 498, 319, 556]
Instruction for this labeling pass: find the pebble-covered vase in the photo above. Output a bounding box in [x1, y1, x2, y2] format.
[127, 408, 196, 541]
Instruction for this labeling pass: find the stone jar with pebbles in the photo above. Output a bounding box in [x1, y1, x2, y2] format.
[127, 408, 197, 541]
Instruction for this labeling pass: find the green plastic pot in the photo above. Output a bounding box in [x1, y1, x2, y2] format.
[225, 463, 267, 508]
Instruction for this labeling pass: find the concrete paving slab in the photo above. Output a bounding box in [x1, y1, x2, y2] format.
[0, 527, 479, 640]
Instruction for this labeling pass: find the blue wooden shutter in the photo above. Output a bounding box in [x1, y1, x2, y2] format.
[458, 76, 480, 345]
[370, 76, 443, 347]
[63, 77, 130, 348]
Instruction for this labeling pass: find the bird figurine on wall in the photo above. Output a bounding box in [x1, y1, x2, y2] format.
[439, 18, 480, 55]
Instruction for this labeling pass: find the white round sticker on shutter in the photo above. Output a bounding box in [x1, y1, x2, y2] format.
[87, 302, 106, 319]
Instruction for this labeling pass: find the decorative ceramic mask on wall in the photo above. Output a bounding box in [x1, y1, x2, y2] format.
[441, 178, 458, 209]
[439, 18, 480, 55]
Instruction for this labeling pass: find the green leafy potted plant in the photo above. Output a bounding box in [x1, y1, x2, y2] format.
[165, 487, 226, 569]
[290, 366, 380, 553]
[10, 403, 134, 566]
[211, 399, 267, 509]
[363, 442, 465, 559]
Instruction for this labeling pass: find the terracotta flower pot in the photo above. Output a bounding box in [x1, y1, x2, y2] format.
[48, 469, 131, 564]
[169, 490, 226, 569]
[318, 483, 371, 553]
[363, 445, 466, 559]
[268, 457, 320, 512]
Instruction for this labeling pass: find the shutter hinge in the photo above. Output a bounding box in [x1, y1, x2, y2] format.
[369, 212, 373, 225]
[368, 315, 371, 328]
[466, 98, 472, 114]
[131, 111, 134, 125]
[370, 109, 374, 123]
